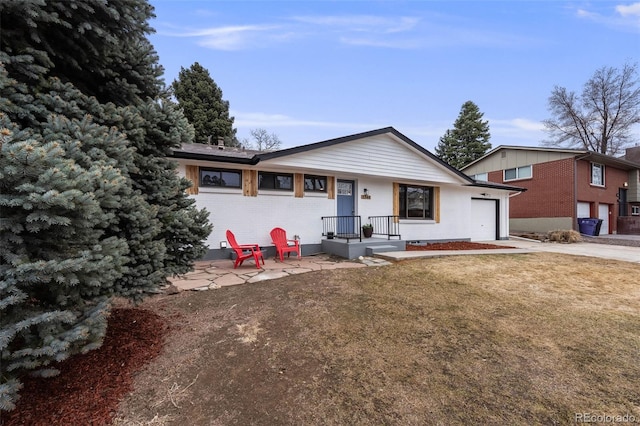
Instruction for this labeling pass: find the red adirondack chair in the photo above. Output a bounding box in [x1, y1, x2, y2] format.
[226, 230, 265, 269]
[270, 227, 301, 262]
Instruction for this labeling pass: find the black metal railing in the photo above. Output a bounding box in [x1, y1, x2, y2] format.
[321, 216, 362, 242]
[367, 216, 401, 240]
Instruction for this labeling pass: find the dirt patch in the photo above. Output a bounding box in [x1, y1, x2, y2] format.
[4, 253, 640, 424]
[406, 241, 514, 250]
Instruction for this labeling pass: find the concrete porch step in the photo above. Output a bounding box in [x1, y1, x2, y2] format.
[365, 245, 401, 256]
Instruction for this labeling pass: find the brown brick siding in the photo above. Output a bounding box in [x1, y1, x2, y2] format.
[489, 158, 575, 219]
[575, 160, 627, 209]
[487, 158, 628, 233]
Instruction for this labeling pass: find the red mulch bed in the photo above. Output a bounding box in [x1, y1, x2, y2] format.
[1, 307, 169, 426]
[406, 241, 514, 250]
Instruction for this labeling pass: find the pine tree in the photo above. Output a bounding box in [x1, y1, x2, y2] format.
[0, 0, 212, 410]
[435, 101, 491, 169]
[172, 62, 239, 146]
[0, 0, 163, 104]
[0, 67, 131, 410]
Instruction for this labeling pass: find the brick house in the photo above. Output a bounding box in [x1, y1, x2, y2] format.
[461, 146, 640, 235]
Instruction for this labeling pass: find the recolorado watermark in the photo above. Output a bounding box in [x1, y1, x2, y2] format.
[575, 413, 637, 423]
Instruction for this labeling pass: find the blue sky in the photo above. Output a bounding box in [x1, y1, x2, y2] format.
[149, 1, 640, 151]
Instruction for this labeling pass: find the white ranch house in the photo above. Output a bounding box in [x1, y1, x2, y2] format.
[171, 127, 524, 260]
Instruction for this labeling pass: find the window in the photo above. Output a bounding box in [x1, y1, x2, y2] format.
[591, 163, 605, 186]
[200, 168, 241, 188]
[398, 184, 433, 219]
[258, 172, 293, 191]
[471, 172, 488, 181]
[504, 165, 532, 181]
[632, 205, 640, 216]
[304, 175, 327, 192]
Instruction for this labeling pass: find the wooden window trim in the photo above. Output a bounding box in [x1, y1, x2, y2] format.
[185, 165, 199, 195]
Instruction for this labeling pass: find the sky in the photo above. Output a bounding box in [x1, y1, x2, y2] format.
[148, 0, 640, 152]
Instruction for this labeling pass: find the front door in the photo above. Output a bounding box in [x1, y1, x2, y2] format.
[337, 179, 355, 235]
[619, 188, 628, 217]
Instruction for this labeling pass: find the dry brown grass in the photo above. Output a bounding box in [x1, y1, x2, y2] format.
[547, 229, 582, 243]
[117, 252, 640, 425]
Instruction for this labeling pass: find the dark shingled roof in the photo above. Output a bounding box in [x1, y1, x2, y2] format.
[170, 127, 526, 192]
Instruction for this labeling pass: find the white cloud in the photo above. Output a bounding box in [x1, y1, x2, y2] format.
[616, 2, 640, 17]
[290, 15, 420, 33]
[576, 3, 640, 32]
[170, 25, 282, 51]
[487, 118, 546, 147]
[232, 110, 384, 131]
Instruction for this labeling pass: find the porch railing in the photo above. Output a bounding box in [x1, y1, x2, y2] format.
[368, 215, 401, 240]
[321, 215, 362, 242]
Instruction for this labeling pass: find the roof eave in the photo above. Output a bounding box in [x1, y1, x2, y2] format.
[467, 181, 527, 192]
[170, 151, 259, 165]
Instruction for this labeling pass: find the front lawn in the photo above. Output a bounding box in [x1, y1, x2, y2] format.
[8, 252, 640, 425]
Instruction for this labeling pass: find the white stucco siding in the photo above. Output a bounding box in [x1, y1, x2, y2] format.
[261, 135, 463, 184]
[194, 189, 336, 250]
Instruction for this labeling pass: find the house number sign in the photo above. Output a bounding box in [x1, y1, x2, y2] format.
[337, 182, 352, 196]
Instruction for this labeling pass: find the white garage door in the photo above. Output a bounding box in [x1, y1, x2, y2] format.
[598, 204, 609, 235]
[577, 202, 591, 218]
[469, 199, 497, 241]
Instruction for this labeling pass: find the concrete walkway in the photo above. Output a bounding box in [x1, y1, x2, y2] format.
[169, 238, 639, 292]
[376, 239, 640, 264]
[168, 254, 393, 292]
[493, 238, 640, 264]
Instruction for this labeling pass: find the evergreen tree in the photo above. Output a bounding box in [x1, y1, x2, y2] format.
[435, 101, 491, 169]
[171, 62, 239, 146]
[0, 0, 212, 410]
[0, 68, 131, 410]
[0, 0, 163, 104]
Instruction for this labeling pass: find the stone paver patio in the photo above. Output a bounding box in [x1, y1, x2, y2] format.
[168, 254, 392, 291]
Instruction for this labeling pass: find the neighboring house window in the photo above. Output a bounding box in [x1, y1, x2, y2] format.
[591, 163, 605, 186]
[471, 172, 488, 181]
[200, 168, 241, 188]
[259, 172, 293, 191]
[398, 184, 433, 219]
[632, 205, 640, 216]
[504, 165, 532, 181]
[304, 175, 327, 192]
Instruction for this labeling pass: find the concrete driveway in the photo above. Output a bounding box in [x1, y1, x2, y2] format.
[491, 238, 640, 264]
[376, 237, 640, 264]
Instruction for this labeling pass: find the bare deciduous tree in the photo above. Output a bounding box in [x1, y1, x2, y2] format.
[543, 63, 640, 155]
[243, 128, 282, 151]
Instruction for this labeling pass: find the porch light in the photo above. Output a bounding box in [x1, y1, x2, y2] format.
[220, 241, 228, 248]
[363, 188, 368, 195]
[624, 182, 629, 187]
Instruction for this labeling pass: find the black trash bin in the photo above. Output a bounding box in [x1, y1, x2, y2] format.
[578, 218, 598, 236]
[594, 219, 603, 236]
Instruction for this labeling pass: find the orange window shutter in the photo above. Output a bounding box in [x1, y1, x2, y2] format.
[327, 176, 335, 199]
[294, 173, 304, 198]
[434, 187, 440, 223]
[185, 165, 199, 195]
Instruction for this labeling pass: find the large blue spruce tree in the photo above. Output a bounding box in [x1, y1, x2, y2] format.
[0, 0, 211, 410]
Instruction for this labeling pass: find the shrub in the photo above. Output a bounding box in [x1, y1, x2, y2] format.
[547, 229, 582, 243]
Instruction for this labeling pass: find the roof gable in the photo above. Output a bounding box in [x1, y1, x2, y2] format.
[171, 127, 474, 184]
[258, 127, 472, 184]
[462, 145, 640, 175]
